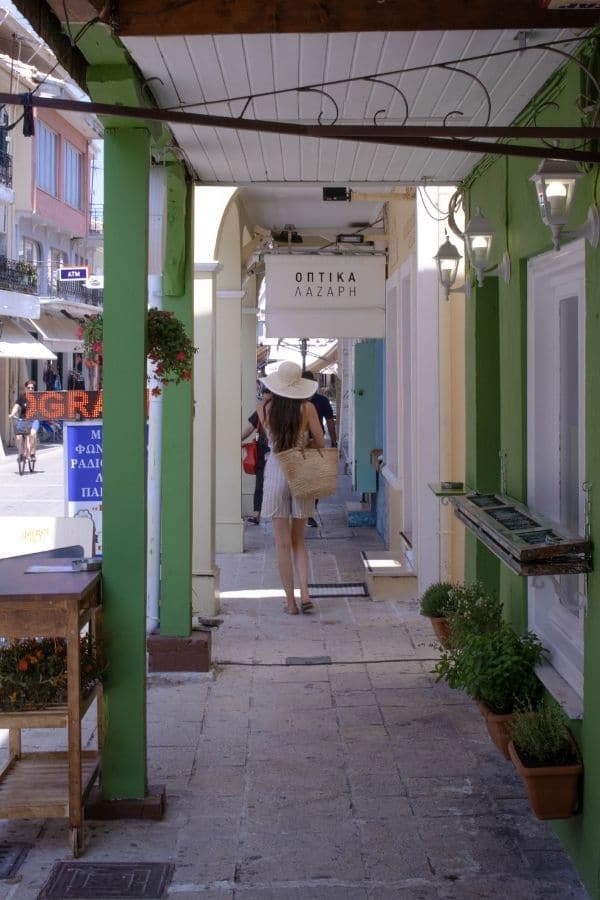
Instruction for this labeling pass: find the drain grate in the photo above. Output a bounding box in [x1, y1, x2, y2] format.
[38, 862, 174, 899]
[286, 656, 332, 666]
[309, 582, 369, 598]
[0, 842, 31, 879]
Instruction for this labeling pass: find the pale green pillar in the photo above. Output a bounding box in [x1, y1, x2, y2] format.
[192, 264, 220, 617]
[160, 171, 194, 635]
[102, 127, 150, 799]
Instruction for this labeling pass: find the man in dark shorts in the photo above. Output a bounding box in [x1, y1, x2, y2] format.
[302, 371, 337, 527]
[241, 387, 271, 524]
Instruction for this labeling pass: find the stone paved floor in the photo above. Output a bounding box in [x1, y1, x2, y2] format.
[0, 447, 589, 898]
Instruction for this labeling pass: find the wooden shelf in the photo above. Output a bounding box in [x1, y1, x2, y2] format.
[0, 751, 100, 819]
[0, 550, 103, 856]
[428, 481, 469, 497]
[0, 685, 101, 730]
[450, 491, 592, 575]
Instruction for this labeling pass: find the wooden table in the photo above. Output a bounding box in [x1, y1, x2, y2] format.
[0, 551, 103, 856]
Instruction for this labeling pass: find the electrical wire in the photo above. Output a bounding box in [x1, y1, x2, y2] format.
[417, 186, 450, 222]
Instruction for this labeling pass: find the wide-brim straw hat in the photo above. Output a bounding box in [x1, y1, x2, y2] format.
[260, 361, 318, 400]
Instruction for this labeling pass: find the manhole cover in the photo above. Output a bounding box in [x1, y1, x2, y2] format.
[38, 862, 174, 899]
[0, 842, 31, 879]
[309, 582, 369, 598]
[285, 656, 332, 666]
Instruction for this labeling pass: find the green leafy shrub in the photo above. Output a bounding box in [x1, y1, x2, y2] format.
[0, 635, 105, 711]
[434, 623, 545, 714]
[79, 307, 197, 395]
[446, 581, 503, 646]
[419, 581, 457, 617]
[508, 704, 580, 767]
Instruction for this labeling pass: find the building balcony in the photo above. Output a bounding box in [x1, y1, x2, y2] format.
[55, 280, 103, 307]
[89, 204, 103, 236]
[0, 150, 13, 189]
[0, 257, 38, 294]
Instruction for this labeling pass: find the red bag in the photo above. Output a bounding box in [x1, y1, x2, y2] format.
[242, 441, 258, 475]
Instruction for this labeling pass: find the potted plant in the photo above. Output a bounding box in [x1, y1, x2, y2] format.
[0, 636, 104, 711]
[435, 623, 545, 758]
[445, 581, 503, 648]
[79, 307, 196, 395]
[507, 704, 582, 819]
[419, 581, 456, 647]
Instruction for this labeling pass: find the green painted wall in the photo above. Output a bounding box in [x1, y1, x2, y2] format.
[464, 56, 600, 895]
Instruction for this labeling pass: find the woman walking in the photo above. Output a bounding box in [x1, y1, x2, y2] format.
[257, 361, 324, 615]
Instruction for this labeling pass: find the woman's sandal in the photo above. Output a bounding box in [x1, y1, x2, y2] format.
[300, 600, 315, 614]
[246, 516, 260, 525]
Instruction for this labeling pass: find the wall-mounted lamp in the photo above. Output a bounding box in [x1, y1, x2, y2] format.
[434, 237, 466, 301]
[434, 206, 510, 301]
[463, 208, 510, 288]
[530, 158, 599, 251]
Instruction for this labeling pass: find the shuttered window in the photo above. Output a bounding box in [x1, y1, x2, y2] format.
[63, 142, 82, 209]
[35, 122, 58, 196]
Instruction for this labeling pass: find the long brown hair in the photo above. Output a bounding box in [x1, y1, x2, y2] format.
[265, 394, 304, 452]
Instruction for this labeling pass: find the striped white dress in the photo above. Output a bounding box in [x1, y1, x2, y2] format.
[261, 427, 316, 520]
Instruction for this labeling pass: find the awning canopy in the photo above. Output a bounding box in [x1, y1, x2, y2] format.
[0, 319, 57, 360]
[26, 312, 83, 352]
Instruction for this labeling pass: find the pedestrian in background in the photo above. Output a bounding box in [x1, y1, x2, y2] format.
[302, 370, 337, 527]
[241, 387, 271, 524]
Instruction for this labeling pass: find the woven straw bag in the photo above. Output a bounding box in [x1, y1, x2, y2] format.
[275, 447, 338, 499]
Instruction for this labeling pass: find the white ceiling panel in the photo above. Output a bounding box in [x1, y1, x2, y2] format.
[124, 27, 585, 232]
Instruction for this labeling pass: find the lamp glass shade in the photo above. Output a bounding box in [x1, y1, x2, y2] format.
[530, 159, 582, 227]
[464, 207, 494, 272]
[434, 237, 461, 289]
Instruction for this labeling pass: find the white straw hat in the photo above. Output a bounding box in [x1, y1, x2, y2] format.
[260, 361, 318, 400]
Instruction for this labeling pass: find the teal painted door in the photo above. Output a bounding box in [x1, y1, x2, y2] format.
[354, 341, 378, 493]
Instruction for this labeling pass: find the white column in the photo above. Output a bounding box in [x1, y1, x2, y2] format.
[192, 262, 221, 617]
[215, 288, 245, 552]
[414, 190, 442, 593]
[241, 279, 258, 519]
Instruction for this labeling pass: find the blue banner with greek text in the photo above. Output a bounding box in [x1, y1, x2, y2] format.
[66, 423, 103, 502]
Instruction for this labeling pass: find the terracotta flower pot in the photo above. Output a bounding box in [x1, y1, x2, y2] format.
[508, 740, 582, 820]
[429, 616, 451, 648]
[477, 702, 515, 759]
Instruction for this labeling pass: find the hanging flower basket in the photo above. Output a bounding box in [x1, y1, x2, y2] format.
[0, 636, 105, 711]
[78, 308, 196, 395]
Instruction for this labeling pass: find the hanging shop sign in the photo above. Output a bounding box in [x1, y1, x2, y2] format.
[264, 254, 386, 338]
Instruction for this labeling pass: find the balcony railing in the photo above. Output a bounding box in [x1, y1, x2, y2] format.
[0, 150, 13, 189]
[89, 204, 103, 236]
[0, 258, 38, 294]
[56, 280, 103, 307]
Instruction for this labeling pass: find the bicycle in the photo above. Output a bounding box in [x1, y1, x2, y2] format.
[12, 418, 35, 476]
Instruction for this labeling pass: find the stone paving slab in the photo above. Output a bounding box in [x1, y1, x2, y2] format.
[0, 449, 590, 899]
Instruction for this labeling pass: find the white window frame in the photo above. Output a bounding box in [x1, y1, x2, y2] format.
[527, 239, 586, 705]
[35, 122, 58, 197]
[63, 142, 83, 209]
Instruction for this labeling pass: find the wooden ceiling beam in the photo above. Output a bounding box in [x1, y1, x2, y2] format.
[82, 0, 599, 36]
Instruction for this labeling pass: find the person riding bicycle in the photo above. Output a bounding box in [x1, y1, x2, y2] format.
[9, 378, 39, 458]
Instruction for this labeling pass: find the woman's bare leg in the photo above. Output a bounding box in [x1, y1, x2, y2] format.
[291, 518, 312, 609]
[272, 517, 298, 614]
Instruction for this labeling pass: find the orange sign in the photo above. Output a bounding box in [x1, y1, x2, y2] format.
[25, 391, 103, 420]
